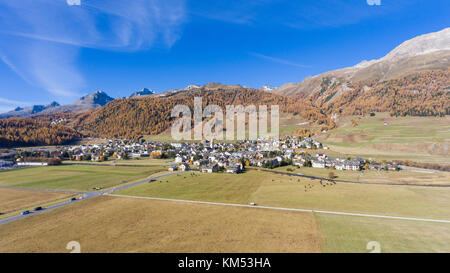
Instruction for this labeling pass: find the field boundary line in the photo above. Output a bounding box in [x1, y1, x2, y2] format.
[107, 194, 450, 224]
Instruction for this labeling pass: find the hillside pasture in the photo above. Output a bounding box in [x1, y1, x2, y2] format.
[316, 113, 449, 163]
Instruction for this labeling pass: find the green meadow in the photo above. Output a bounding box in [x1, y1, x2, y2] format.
[316, 113, 450, 163]
[117, 170, 450, 220]
[0, 165, 165, 192]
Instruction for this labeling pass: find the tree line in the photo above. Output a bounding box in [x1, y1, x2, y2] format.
[0, 118, 81, 147]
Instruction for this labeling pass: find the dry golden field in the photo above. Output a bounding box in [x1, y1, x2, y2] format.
[0, 196, 322, 253]
[0, 188, 71, 215]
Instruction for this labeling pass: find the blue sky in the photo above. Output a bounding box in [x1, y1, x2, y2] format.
[0, 0, 449, 112]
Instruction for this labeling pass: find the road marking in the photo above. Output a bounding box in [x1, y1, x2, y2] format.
[107, 194, 450, 224]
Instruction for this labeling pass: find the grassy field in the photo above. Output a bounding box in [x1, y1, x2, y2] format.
[0, 196, 321, 253]
[316, 113, 450, 163]
[1, 168, 449, 252]
[119, 172, 263, 204]
[117, 170, 450, 220]
[1, 170, 449, 252]
[317, 214, 450, 253]
[0, 165, 165, 192]
[0, 188, 71, 215]
[274, 165, 450, 185]
[116, 171, 450, 252]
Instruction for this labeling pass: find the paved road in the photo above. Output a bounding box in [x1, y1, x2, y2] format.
[0, 197, 82, 225]
[0, 171, 185, 225]
[108, 194, 450, 224]
[250, 167, 450, 187]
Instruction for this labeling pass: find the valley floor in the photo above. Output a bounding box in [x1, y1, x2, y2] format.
[0, 165, 449, 252]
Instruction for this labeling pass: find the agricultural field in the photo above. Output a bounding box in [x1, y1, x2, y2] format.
[1, 191, 448, 253]
[114, 170, 450, 252]
[0, 188, 72, 217]
[0, 196, 322, 253]
[274, 165, 450, 185]
[119, 171, 263, 204]
[117, 170, 450, 220]
[315, 113, 450, 164]
[1, 168, 449, 253]
[317, 214, 450, 253]
[0, 165, 165, 192]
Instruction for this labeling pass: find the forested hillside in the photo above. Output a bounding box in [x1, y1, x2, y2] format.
[0, 118, 81, 147]
[314, 69, 449, 117]
[0, 70, 448, 146]
[78, 87, 328, 139]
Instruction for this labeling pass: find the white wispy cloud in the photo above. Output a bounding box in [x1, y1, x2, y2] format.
[190, 0, 415, 28]
[66, 0, 81, 6]
[249, 52, 309, 68]
[0, 97, 31, 105]
[0, 0, 186, 98]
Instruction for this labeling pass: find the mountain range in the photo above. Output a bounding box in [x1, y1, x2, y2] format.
[274, 27, 450, 98]
[0, 28, 448, 146]
[0, 101, 61, 119]
[2, 28, 448, 120]
[0, 90, 114, 118]
[129, 88, 155, 98]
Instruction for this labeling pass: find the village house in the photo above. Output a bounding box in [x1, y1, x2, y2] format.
[312, 160, 325, 168]
[179, 163, 190, 171]
[201, 164, 218, 173]
[193, 159, 208, 167]
[91, 155, 102, 162]
[343, 160, 361, 171]
[175, 155, 185, 163]
[226, 166, 240, 174]
[316, 153, 326, 160]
